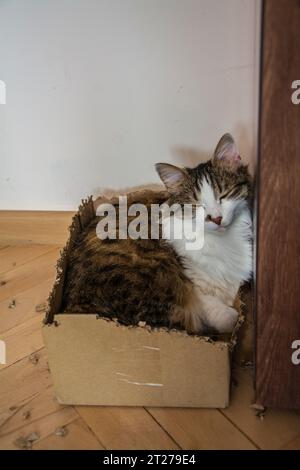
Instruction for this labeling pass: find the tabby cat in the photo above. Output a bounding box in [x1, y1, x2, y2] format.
[63, 133, 252, 334]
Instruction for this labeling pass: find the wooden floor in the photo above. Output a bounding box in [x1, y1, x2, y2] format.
[0, 212, 300, 450]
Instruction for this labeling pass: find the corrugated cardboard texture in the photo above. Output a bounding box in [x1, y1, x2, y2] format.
[45, 196, 95, 324]
[43, 315, 230, 408]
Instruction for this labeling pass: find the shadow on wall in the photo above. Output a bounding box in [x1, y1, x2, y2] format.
[93, 183, 165, 206]
[171, 124, 254, 171]
[170, 145, 211, 167]
[93, 124, 255, 201]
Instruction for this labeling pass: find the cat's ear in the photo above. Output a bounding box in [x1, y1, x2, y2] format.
[214, 133, 241, 168]
[155, 163, 187, 193]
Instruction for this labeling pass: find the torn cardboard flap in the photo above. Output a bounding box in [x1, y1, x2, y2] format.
[43, 195, 244, 408]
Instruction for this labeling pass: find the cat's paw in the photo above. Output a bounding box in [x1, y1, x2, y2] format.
[197, 295, 239, 334]
[216, 306, 239, 333]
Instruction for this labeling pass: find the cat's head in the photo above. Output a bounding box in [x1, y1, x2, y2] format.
[155, 133, 252, 231]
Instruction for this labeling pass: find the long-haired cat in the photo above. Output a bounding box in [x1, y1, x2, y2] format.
[63, 133, 252, 334]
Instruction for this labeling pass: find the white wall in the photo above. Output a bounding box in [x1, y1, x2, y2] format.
[0, 0, 261, 210]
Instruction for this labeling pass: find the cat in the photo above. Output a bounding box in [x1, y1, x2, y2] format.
[62, 133, 253, 335]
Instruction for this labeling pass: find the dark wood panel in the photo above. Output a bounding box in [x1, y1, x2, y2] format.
[256, 0, 300, 408]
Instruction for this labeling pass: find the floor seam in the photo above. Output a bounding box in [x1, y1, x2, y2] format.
[0, 246, 60, 302]
[76, 410, 108, 450]
[144, 407, 182, 449]
[0, 346, 45, 373]
[217, 409, 261, 450]
[0, 245, 61, 276]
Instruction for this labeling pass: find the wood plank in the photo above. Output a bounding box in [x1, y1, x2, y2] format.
[0, 245, 56, 275]
[0, 347, 80, 449]
[0, 348, 53, 425]
[281, 435, 300, 450]
[0, 246, 10, 251]
[0, 386, 63, 437]
[0, 407, 77, 450]
[0, 316, 44, 370]
[0, 211, 74, 246]
[256, 0, 300, 407]
[147, 407, 256, 450]
[0, 277, 53, 334]
[222, 367, 300, 449]
[33, 418, 104, 450]
[0, 247, 60, 303]
[76, 406, 179, 450]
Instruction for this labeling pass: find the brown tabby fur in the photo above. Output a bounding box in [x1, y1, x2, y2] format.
[62, 190, 194, 330]
[62, 157, 251, 333]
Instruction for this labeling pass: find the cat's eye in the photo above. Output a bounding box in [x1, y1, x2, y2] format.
[186, 204, 205, 219]
[220, 181, 248, 201]
[220, 191, 230, 201]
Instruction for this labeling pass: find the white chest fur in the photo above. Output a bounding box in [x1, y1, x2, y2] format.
[169, 207, 253, 305]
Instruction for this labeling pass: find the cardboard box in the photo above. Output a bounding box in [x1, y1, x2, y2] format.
[43, 197, 244, 408]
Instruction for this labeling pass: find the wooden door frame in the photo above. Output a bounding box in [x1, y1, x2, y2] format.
[255, 0, 300, 408]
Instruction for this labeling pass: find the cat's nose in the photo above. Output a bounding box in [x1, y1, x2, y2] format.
[211, 216, 222, 226]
